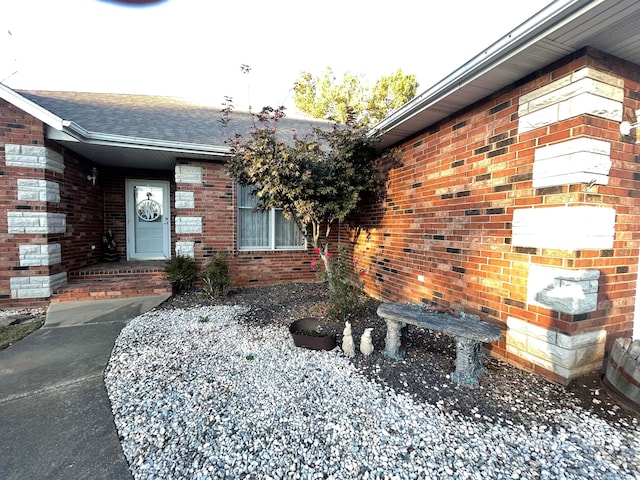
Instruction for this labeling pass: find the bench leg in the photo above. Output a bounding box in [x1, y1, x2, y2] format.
[384, 319, 405, 359]
[451, 337, 484, 388]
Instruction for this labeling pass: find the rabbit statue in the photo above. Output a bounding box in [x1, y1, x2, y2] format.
[341, 321, 355, 358]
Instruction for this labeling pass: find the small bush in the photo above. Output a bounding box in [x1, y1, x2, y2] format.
[201, 253, 231, 299]
[326, 244, 366, 322]
[164, 255, 197, 293]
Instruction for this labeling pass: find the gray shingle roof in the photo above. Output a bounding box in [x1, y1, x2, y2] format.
[17, 90, 327, 146]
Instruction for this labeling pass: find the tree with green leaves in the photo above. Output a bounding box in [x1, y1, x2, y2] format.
[293, 67, 418, 127]
[225, 106, 384, 288]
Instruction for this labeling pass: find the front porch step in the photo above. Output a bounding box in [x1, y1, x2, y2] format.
[52, 261, 173, 303]
[52, 279, 173, 302]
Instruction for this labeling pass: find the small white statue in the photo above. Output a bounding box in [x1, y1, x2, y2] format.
[360, 328, 374, 356]
[342, 321, 355, 358]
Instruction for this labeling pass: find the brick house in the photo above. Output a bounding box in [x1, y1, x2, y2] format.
[1, 0, 639, 385]
[347, 0, 640, 385]
[0, 90, 324, 305]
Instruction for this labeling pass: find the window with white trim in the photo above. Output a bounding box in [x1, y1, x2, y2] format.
[238, 185, 306, 250]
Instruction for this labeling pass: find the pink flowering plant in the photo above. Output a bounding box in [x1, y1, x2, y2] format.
[312, 244, 368, 321]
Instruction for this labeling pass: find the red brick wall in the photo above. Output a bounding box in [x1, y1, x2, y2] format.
[176, 159, 317, 287]
[0, 101, 106, 306]
[342, 51, 640, 378]
[52, 142, 104, 272]
[0, 100, 48, 305]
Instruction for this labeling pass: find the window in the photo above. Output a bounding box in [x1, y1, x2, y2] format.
[238, 185, 305, 250]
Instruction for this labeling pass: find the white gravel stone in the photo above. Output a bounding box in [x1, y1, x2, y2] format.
[105, 305, 640, 480]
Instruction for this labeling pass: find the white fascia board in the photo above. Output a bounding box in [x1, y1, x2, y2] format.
[0, 83, 65, 130]
[368, 0, 604, 138]
[61, 121, 233, 157]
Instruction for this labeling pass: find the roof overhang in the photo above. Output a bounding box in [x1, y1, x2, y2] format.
[371, 0, 640, 149]
[48, 123, 233, 170]
[0, 83, 233, 170]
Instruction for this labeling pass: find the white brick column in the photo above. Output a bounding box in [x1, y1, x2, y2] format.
[512, 206, 615, 251]
[175, 241, 195, 258]
[518, 68, 624, 134]
[175, 216, 202, 234]
[19, 244, 62, 266]
[10, 272, 67, 299]
[507, 316, 606, 381]
[532, 138, 612, 188]
[175, 191, 195, 209]
[175, 165, 202, 184]
[5, 144, 65, 173]
[7, 212, 67, 234]
[17, 179, 61, 203]
[529, 266, 601, 315]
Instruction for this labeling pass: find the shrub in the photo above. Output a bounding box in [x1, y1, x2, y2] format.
[200, 253, 231, 299]
[163, 255, 197, 293]
[319, 244, 366, 321]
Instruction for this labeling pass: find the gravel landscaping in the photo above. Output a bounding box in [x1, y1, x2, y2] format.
[105, 283, 640, 479]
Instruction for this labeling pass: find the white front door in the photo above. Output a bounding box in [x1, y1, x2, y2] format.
[126, 179, 171, 260]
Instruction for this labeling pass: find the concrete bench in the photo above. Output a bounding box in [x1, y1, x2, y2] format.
[377, 303, 503, 388]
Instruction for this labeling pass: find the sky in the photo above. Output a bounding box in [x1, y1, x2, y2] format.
[1, 0, 554, 117]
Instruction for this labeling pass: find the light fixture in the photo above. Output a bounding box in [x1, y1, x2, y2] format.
[87, 167, 98, 185]
[620, 109, 640, 140]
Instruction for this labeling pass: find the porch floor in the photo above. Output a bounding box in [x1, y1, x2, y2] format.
[52, 261, 173, 303]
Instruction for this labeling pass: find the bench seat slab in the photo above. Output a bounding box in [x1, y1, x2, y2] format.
[377, 303, 502, 342]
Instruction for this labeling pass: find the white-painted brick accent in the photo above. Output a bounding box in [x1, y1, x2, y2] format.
[556, 329, 606, 350]
[518, 68, 624, 134]
[175, 241, 195, 258]
[19, 243, 62, 266]
[559, 93, 622, 122]
[532, 138, 611, 188]
[175, 191, 195, 209]
[528, 265, 601, 314]
[512, 206, 615, 250]
[10, 272, 67, 299]
[7, 212, 66, 234]
[175, 165, 202, 184]
[507, 316, 606, 380]
[17, 179, 61, 203]
[5, 144, 65, 174]
[175, 216, 202, 234]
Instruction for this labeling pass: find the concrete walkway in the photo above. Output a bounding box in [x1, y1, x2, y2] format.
[0, 295, 170, 480]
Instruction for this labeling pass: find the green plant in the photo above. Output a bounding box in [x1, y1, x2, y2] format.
[225, 106, 388, 289]
[163, 255, 197, 293]
[313, 244, 366, 322]
[0, 318, 45, 350]
[199, 315, 210, 323]
[200, 253, 231, 299]
[293, 67, 418, 127]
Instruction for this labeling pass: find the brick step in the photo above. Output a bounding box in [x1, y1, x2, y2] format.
[68, 271, 168, 282]
[67, 262, 168, 280]
[52, 278, 172, 302]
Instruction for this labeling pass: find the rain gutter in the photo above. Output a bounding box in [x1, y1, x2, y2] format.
[0, 82, 66, 130]
[61, 120, 233, 157]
